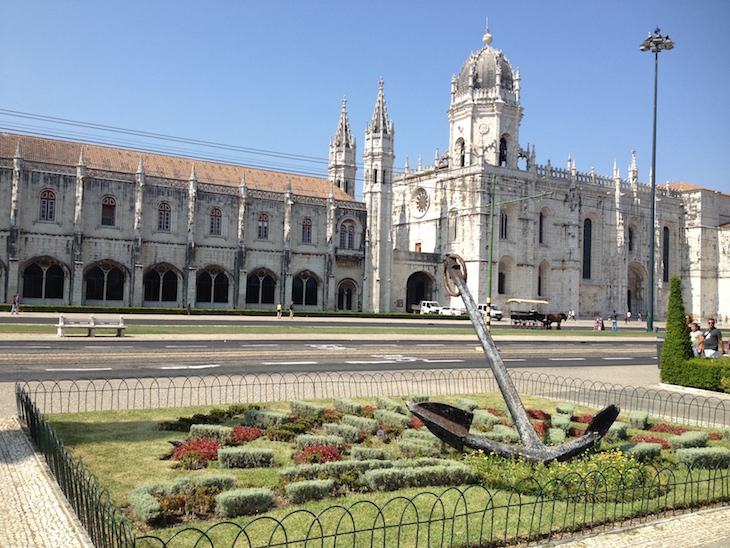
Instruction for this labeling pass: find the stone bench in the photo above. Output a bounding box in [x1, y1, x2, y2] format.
[57, 315, 126, 337]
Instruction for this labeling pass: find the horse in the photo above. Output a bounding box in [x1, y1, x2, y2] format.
[543, 313, 568, 330]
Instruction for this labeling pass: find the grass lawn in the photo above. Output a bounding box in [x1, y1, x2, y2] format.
[47, 393, 730, 547]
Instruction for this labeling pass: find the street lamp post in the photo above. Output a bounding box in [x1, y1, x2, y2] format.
[640, 28, 674, 332]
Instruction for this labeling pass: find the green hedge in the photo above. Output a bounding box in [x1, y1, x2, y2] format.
[216, 488, 276, 517]
[455, 397, 480, 411]
[376, 396, 404, 414]
[676, 447, 730, 468]
[322, 422, 363, 444]
[666, 358, 730, 392]
[399, 439, 442, 458]
[289, 400, 326, 418]
[189, 424, 233, 444]
[218, 447, 274, 469]
[624, 442, 663, 462]
[628, 411, 649, 430]
[340, 414, 379, 435]
[284, 479, 334, 504]
[362, 464, 478, 492]
[241, 409, 288, 429]
[295, 434, 345, 451]
[373, 409, 411, 428]
[668, 431, 709, 450]
[332, 397, 363, 415]
[350, 447, 394, 461]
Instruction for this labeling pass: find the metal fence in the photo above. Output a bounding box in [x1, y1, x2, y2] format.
[14, 369, 730, 547]
[18, 369, 730, 428]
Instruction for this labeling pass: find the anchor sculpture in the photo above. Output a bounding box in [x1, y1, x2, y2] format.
[406, 254, 620, 464]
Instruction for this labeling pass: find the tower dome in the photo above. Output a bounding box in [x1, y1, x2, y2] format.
[454, 22, 516, 95]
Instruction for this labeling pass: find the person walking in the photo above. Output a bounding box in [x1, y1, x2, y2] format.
[698, 318, 724, 358]
[10, 293, 20, 315]
[289, 300, 294, 319]
[276, 302, 282, 319]
[611, 311, 618, 332]
[689, 322, 701, 357]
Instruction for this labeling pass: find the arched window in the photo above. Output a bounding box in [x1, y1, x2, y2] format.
[663, 226, 670, 282]
[582, 219, 593, 280]
[301, 217, 312, 244]
[339, 221, 356, 249]
[337, 280, 356, 311]
[101, 196, 116, 226]
[196, 269, 229, 304]
[538, 212, 545, 244]
[292, 272, 318, 306]
[85, 264, 125, 301]
[144, 268, 178, 302]
[23, 260, 64, 300]
[499, 211, 508, 240]
[40, 190, 55, 221]
[498, 272, 506, 295]
[497, 258, 511, 296]
[210, 207, 222, 236]
[628, 227, 635, 252]
[499, 137, 507, 166]
[257, 213, 269, 240]
[246, 271, 276, 304]
[456, 138, 466, 167]
[158, 202, 171, 231]
[449, 209, 458, 241]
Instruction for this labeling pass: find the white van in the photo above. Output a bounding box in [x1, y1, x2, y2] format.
[477, 303, 503, 320]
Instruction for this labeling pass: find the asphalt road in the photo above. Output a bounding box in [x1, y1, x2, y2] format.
[0, 337, 657, 382]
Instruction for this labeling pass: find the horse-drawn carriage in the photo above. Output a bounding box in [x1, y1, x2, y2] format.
[507, 299, 567, 329]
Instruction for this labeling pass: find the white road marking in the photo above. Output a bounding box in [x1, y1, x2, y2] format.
[309, 344, 354, 351]
[362, 344, 398, 347]
[241, 344, 280, 347]
[159, 364, 220, 370]
[45, 367, 113, 372]
[346, 360, 396, 365]
[422, 359, 464, 363]
[24, 345, 52, 349]
[602, 357, 634, 360]
[503, 358, 527, 362]
[417, 344, 445, 347]
[548, 357, 585, 361]
[262, 361, 318, 366]
[165, 345, 208, 348]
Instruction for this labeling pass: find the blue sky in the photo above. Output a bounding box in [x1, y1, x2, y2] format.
[2, 1, 728, 199]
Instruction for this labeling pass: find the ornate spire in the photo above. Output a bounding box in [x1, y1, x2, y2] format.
[482, 17, 492, 46]
[137, 156, 145, 174]
[333, 96, 354, 148]
[189, 163, 197, 181]
[14, 140, 22, 159]
[370, 78, 391, 134]
[77, 147, 86, 167]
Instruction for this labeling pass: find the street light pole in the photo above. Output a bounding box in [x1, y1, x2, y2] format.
[640, 27, 674, 332]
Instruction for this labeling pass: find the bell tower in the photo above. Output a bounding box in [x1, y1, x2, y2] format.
[328, 96, 357, 198]
[447, 19, 523, 168]
[362, 78, 395, 313]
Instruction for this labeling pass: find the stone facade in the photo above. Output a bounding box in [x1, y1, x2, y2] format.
[2, 22, 730, 319]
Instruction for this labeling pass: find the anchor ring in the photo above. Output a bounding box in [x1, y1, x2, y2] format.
[443, 253, 467, 297]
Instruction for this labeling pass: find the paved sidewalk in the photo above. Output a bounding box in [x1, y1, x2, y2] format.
[0, 417, 91, 547]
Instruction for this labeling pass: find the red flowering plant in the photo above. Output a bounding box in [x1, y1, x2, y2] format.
[527, 409, 551, 421]
[631, 434, 670, 450]
[293, 444, 342, 465]
[410, 417, 424, 430]
[533, 422, 549, 437]
[172, 439, 221, 469]
[575, 414, 594, 424]
[486, 407, 503, 417]
[649, 423, 688, 435]
[231, 426, 263, 444]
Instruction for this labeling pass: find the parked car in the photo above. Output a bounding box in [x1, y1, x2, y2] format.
[414, 300, 442, 314]
[438, 306, 463, 316]
[477, 303, 503, 320]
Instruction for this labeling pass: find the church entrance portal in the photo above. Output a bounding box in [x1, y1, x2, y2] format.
[627, 262, 647, 317]
[406, 272, 435, 313]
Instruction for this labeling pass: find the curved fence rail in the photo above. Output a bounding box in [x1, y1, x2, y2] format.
[18, 369, 730, 428]
[14, 370, 730, 547]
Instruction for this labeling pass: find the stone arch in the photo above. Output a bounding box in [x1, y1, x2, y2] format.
[21, 256, 69, 304]
[196, 265, 232, 307]
[292, 270, 321, 307]
[497, 255, 514, 296]
[143, 263, 182, 306]
[337, 216, 362, 250]
[538, 260, 550, 298]
[83, 260, 129, 305]
[337, 278, 359, 311]
[406, 271, 436, 313]
[245, 267, 277, 306]
[582, 212, 601, 280]
[538, 206, 551, 245]
[627, 261, 647, 317]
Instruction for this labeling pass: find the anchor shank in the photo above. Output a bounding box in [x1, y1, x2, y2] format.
[444, 256, 542, 448]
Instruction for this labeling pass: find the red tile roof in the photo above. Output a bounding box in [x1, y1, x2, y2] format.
[1, 132, 354, 201]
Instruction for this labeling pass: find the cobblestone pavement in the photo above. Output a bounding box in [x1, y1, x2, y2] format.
[0, 417, 91, 548]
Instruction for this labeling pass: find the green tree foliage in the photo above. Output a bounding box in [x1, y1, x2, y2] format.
[660, 276, 692, 383]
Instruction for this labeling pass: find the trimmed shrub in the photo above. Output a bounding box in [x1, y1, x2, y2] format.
[546, 428, 566, 445]
[332, 397, 363, 415]
[189, 424, 233, 445]
[284, 479, 334, 504]
[472, 410, 501, 428]
[216, 488, 276, 517]
[605, 422, 628, 442]
[485, 424, 520, 444]
[551, 415, 571, 432]
[623, 442, 663, 462]
[670, 358, 730, 392]
[399, 439, 442, 458]
[676, 447, 730, 468]
[409, 393, 429, 403]
[296, 434, 345, 451]
[668, 431, 709, 450]
[555, 403, 574, 417]
[362, 464, 478, 492]
[218, 447, 274, 469]
[241, 409, 288, 429]
[128, 485, 164, 524]
[628, 411, 649, 430]
[456, 397, 480, 411]
[350, 447, 394, 461]
[376, 396, 404, 414]
[322, 422, 363, 444]
[289, 400, 326, 418]
[724, 427, 730, 440]
[341, 414, 379, 435]
[660, 276, 693, 384]
[194, 474, 236, 491]
[402, 428, 441, 444]
[374, 409, 411, 428]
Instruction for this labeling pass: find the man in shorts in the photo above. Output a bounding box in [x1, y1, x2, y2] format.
[699, 318, 724, 358]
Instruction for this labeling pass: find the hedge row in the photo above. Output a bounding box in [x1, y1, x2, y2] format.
[278, 457, 458, 482]
[241, 409, 288, 429]
[290, 400, 326, 418]
[332, 397, 362, 415]
[218, 447, 274, 469]
[373, 409, 410, 428]
[362, 464, 478, 492]
[376, 396, 404, 414]
[341, 414, 379, 435]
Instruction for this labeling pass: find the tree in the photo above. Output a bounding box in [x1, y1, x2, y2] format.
[660, 276, 692, 383]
